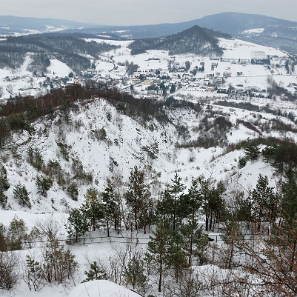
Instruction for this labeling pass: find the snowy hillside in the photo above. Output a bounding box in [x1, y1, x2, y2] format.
[1, 33, 297, 297]
[0, 85, 296, 294]
[1, 93, 291, 215]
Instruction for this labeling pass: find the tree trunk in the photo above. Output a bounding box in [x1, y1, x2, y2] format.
[92, 217, 96, 231]
[134, 211, 138, 232]
[158, 262, 163, 292]
[290, 240, 297, 272]
[107, 220, 110, 237]
[210, 214, 213, 232]
[189, 232, 193, 266]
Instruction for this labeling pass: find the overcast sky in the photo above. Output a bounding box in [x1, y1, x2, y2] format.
[1, 0, 296, 25]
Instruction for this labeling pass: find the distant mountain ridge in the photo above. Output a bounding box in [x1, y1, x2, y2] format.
[0, 15, 97, 35]
[193, 13, 297, 53]
[128, 25, 231, 56]
[1, 13, 297, 53]
[62, 12, 297, 53]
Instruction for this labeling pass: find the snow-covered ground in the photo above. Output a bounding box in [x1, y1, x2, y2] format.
[68, 280, 141, 297]
[47, 59, 72, 78]
[242, 28, 265, 35]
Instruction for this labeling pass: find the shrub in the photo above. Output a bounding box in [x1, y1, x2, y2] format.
[245, 145, 260, 161]
[36, 175, 53, 197]
[82, 261, 107, 282]
[13, 183, 31, 208]
[0, 192, 7, 209]
[24, 255, 45, 291]
[7, 216, 28, 251]
[56, 141, 71, 161]
[238, 157, 247, 168]
[47, 159, 61, 176]
[27, 147, 43, 170]
[0, 165, 9, 208]
[42, 240, 78, 284]
[67, 183, 79, 201]
[0, 252, 20, 290]
[0, 224, 7, 252]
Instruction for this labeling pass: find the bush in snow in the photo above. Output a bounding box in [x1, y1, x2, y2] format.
[13, 183, 31, 208]
[35, 175, 53, 197]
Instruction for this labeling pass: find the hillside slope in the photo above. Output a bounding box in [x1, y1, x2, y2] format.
[0, 91, 295, 214]
[63, 12, 297, 53]
[1, 88, 297, 296]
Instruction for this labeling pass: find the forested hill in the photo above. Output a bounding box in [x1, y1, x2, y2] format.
[0, 34, 119, 73]
[128, 25, 231, 56]
[194, 12, 297, 53]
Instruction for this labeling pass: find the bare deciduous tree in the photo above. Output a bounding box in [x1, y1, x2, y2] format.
[0, 251, 20, 290]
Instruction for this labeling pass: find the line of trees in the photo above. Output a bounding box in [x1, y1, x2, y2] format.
[2, 166, 297, 295]
[66, 168, 225, 241]
[64, 164, 297, 296]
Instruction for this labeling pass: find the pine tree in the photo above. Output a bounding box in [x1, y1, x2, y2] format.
[36, 175, 53, 197]
[245, 145, 260, 161]
[67, 208, 89, 242]
[146, 222, 171, 292]
[123, 256, 148, 294]
[197, 176, 225, 231]
[0, 164, 9, 208]
[82, 187, 104, 231]
[7, 216, 28, 250]
[102, 180, 121, 236]
[156, 173, 186, 232]
[0, 223, 7, 251]
[0, 191, 7, 208]
[0, 165, 9, 191]
[179, 178, 204, 265]
[13, 183, 31, 208]
[192, 227, 209, 266]
[125, 166, 151, 233]
[165, 233, 188, 281]
[156, 189, 174, 229]
[180, 220, 207, 266]
[82, 261, 107, 282]
[251, 174, 278, 232]
[276, 171, 297, 272]
[27, 147, 43, 170]
[67, 183, 78, 201]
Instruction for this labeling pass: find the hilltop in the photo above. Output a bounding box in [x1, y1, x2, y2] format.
[128, 25, 231, 56]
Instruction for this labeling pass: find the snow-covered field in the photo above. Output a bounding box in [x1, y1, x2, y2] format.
[68, 280, 142, 297]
